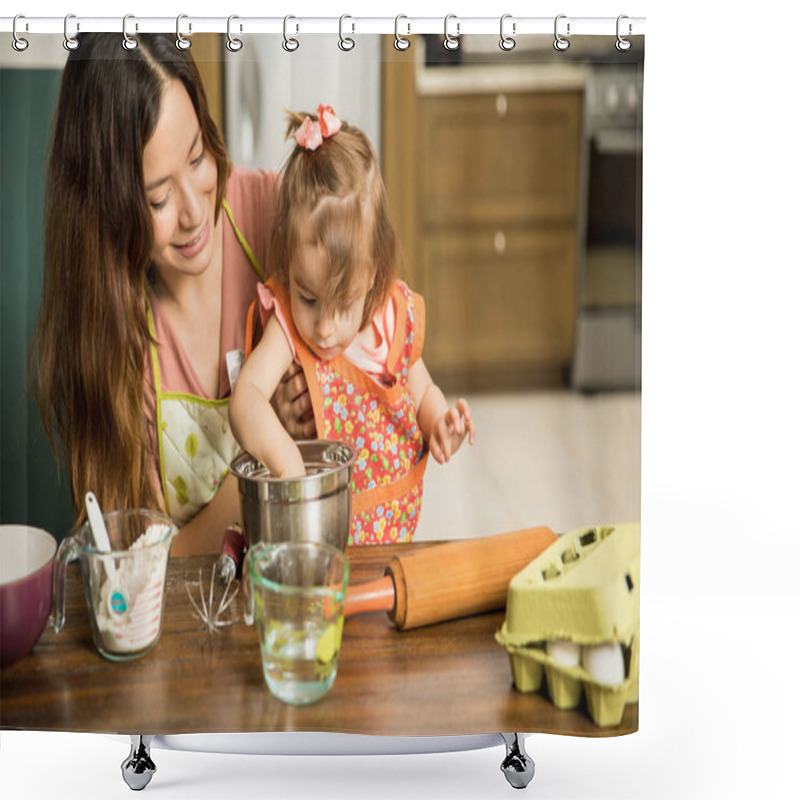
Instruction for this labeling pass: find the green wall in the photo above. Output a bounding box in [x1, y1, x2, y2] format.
[1, 68, 74, 539]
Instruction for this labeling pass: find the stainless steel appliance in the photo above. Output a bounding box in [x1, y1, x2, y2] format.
[572, 61, 643, 391]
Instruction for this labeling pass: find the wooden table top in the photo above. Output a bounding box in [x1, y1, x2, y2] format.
[0, 544, 637, 737]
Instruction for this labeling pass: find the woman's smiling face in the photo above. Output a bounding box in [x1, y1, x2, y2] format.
[143, 78, 218, 282]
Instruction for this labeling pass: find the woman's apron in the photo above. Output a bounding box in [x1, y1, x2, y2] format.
[249, 277, 428, 545]
[148, 199, 265, 526]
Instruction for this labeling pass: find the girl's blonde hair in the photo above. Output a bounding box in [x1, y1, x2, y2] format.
[268, 110, 397, 328]
[29, 33, 229, 526]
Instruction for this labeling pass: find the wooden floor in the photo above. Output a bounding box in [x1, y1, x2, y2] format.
[415, 389, 641, 541]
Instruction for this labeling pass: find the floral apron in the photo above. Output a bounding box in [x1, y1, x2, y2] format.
[249, 277, 428, 545]
[148, 199, 265, 526]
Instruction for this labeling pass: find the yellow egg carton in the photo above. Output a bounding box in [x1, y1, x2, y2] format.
[495, 522, 640, 727]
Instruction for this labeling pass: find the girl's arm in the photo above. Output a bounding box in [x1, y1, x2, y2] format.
[229, 316, 306, 478]
[408, 358, 475, 464]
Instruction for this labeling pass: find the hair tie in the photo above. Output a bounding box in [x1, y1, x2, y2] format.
[294, 104, 342, 151]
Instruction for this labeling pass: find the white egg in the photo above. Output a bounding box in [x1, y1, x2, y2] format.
[546, 639, 581, 667]
[581, 642, 625, 685]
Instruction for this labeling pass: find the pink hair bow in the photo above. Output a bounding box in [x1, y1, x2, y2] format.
[294, 104, 342, 151]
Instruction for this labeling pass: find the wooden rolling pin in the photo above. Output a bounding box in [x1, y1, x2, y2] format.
[343, 526, 557, 630]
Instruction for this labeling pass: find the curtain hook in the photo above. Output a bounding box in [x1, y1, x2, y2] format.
[12, 15, 29, 52]
[63, 14, 79, 51]
[283, 15, 299, 52]
[226, 15, 243, 52]
[554, 14, 570, 51]
[443, 14, 460, 51]
[616, 15, 632, 51]
[176, 14, 192, 50]
[338, 14, 355, 51]
[499, 14, 516, 51]
[122, 14, 138, 50]
[394, 15, 410, 51]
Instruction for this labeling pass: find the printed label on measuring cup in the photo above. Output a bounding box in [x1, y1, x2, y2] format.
[110, 591, 127, 614]
[106, 577, 164, 652]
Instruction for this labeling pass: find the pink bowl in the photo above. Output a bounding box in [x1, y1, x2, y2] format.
[0, 525, 58, 668]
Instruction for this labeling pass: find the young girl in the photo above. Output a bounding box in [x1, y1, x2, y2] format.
[229, 105, 475, 545]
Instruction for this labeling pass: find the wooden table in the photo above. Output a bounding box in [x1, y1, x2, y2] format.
[0, 544, 637, 737]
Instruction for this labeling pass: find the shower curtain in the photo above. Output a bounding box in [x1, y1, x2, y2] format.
[0, 16, 644, 796]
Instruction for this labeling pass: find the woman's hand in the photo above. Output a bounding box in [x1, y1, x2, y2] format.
[271, 362, 316, 440]
[428, 399, 476, 465]
[171, 472, 241, 556]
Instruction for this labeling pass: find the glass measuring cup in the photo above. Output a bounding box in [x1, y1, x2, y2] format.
[244, 541, 349, 705]
[53, 509, 177, 661]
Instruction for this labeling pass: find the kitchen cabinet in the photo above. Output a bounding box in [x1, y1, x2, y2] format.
[421, 228, 578, 384]
[382, 40, 585, 391]
[191, 35, 224, 133]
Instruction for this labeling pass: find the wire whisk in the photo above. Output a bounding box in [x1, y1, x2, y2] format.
[185, 562, 239, 634]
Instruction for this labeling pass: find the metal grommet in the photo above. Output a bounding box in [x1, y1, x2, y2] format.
[553, 14, 570, 52]
[12, 15, 29, 52]
[122, 14, 138, 50]
[499, 14, 516, 51]
[176, 14, 191, 50]
[443, 14, 460, 51]
[63, 14, 79, 51]
[394, 15, 410, 51]
[616, 15, 632, 51]
[226, 15, 243, 52]
[283, 15, 299, 52]
[338, 14, 355, 51]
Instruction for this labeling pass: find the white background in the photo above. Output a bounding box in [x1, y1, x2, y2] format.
[2, 1, 798, 798]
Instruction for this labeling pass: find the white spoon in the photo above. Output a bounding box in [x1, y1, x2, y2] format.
[85, 492, 128, 616]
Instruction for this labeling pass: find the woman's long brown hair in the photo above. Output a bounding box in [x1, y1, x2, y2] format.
[29, 33, 230, 527]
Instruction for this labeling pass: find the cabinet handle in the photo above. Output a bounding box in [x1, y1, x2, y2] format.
[496, 93, 508, 118]
[494, 231, 507, 255]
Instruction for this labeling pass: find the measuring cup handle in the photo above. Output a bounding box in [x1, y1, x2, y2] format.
[242, 550, 255, 626]
[52, 535, 81, 633]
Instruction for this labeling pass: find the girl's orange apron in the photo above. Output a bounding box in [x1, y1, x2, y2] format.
[247, 278, 428, 545]
[148, 199, 266, 526]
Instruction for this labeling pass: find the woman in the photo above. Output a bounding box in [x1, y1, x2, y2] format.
[30, 33, 312, 555]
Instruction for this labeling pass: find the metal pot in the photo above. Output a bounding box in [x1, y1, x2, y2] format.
[230, 441, 355, 552]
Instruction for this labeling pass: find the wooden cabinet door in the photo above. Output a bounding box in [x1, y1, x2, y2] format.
[418, 92, 583, 229]
[419, 227, 578, 389]
[382, 56, 585, 391]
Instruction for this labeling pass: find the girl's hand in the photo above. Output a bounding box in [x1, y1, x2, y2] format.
[428, 399, 475, 465]
[271, 362, 316, 440]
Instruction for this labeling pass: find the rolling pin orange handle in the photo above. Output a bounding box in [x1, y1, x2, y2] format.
[343, 575, 396, 618]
